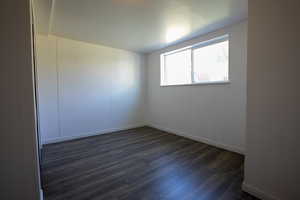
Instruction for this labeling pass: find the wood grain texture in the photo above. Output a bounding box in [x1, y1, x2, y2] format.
[41, 127, 259, 200]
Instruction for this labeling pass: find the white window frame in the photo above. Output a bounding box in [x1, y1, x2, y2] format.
[160, 34, 230, 86]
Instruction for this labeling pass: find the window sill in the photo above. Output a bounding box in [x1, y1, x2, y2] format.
[160, 80, 231, 87]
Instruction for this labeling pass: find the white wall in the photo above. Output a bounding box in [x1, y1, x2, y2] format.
[146, 21, 248, 154]
[37, 22, 248, 154]
[36, 35, 146, 144]
[0, 0, 41, 199]
[243, 0, 299, 199]
[32, 0, 53, 34]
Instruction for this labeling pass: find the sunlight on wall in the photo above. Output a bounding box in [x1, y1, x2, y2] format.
[166, 26, 190, 43]
[163, 4, 193, 44]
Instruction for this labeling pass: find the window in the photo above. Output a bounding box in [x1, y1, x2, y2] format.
[160, 35, 229, 86]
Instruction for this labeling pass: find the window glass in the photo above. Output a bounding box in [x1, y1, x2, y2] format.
[163, 49, 191, 85]
[193, 41, 229, 83]
[160, 35, 229, 86]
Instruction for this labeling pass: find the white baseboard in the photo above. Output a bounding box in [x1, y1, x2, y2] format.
[242, 182, 280, 200]
[147, 123, 244, 155]
[43, 123, 244, 155]
[43, 124, 146, 145]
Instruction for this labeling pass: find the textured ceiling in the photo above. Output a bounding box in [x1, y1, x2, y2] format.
[36, 0, 248, 53]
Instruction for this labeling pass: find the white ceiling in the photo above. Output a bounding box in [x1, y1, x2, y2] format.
[36, 0, 248, 53]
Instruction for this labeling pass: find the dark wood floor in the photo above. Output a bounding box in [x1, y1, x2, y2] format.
[41, 127, 259, 200]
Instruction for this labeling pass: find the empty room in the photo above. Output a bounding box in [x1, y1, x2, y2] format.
[1, 0, 299, 200]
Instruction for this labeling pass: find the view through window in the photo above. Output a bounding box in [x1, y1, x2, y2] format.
[161, 35, 229, 86]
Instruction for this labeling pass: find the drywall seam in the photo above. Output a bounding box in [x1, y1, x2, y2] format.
[55, 37, 62, 138]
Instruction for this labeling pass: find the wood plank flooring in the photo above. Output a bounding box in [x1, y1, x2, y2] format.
[41, 127, 259, 200]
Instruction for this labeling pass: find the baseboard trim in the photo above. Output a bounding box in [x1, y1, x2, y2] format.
[43, 124, 146, 145]
[242, 182, 280, 200]
[147, 123, 244, 155]
[43, 123, 244, 155]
